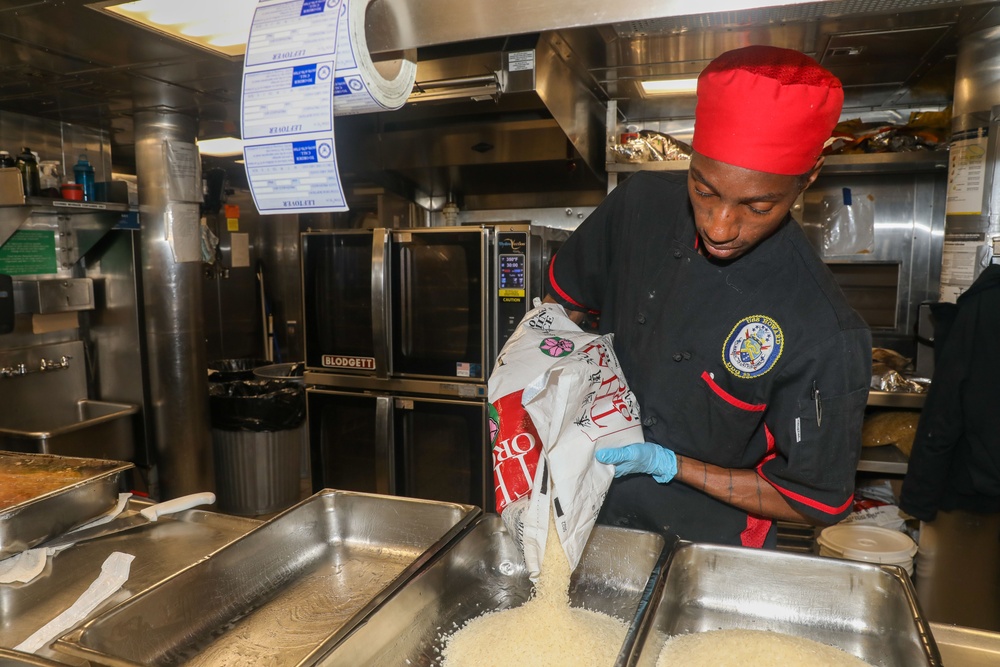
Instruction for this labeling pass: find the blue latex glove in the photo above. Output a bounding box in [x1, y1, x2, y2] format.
[596, 443, 677, 484]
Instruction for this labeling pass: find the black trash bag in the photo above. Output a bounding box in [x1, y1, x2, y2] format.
[208, 379, 305, 431]
[207, 358, 271, 382]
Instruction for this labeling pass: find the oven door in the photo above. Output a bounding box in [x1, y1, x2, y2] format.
[308, 388, 488, 510]
[390, 228, 486, 381]
[302, 230, 384, 375]
[395, 395, 488, 510]
[307, 388, 396, 495]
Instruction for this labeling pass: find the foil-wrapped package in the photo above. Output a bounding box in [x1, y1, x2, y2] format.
[872, 370, 929, 393]
[610, 130, 692, 163]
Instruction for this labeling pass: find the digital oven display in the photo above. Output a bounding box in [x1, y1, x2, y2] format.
[499, 254, 525, 291]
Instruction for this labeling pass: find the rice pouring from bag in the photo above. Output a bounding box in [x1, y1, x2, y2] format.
[488, 301, 643, 577]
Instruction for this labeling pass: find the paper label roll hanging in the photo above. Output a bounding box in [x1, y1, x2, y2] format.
[240, 0, 416, 215]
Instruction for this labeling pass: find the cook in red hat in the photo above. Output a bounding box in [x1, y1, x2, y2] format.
[694, 44, 844, 176]
[685, 44, 844, 261]
[544, 43, 870, 551]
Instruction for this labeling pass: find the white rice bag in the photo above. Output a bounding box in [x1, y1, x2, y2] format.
[489, 301, 643, 578]
[490, 302, 598, 517]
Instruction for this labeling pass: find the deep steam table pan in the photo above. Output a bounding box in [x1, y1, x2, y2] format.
[55, 489, 479, 667]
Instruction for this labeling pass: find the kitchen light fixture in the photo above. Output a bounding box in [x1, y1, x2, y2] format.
[197, 137, 244, 157]
[639, 77, 700, 96]
[89, 0, 255, 57]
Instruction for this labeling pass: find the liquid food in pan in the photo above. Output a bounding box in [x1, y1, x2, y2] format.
[0, 456, 101, 509]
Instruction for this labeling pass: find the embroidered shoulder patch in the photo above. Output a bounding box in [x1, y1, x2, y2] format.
[722, 315, 784, 379]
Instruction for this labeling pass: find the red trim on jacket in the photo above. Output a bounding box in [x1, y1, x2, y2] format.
[700, 371, 767, 412]
[756, 426, 854, 515]
[740, 514, 772, 548]
[741, 427, 778, 548]
[548, 254, 599, 313]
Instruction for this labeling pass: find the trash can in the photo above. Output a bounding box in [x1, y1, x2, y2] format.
[252, 362, 304, 383]
[208, 378, 305, 516]
[252, 362, 309, 480]
[207, 358, 271, 382]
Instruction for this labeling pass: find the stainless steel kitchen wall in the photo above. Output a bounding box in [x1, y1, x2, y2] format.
[203, 188, 303, 365]
[203, 189, 266, 363]
[0, 113, 146, 474]
[81, 230, 150, 470]
[255, 202, 305, 364]
[800, 167, 948, 355]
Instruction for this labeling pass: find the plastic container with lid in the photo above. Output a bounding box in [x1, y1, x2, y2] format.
[73, 154, 96, 202]
[61, 183, 83, 201]
[38, 160, 60, 192]
[817, 524, 918, 575]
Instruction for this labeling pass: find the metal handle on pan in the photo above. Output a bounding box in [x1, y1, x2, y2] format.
[615, 533, 681, 667]
[885, 565, 943, 667]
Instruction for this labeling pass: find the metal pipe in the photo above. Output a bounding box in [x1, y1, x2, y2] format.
[940, 13, 1000, 300]
[134, 109, 214, 499]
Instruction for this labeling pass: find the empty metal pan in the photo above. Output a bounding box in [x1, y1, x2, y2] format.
[55, 490, 479, 667]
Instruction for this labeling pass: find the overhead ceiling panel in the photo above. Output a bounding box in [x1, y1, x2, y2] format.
[0, 0, 982, 200]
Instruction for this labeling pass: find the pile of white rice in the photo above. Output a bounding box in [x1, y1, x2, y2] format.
[655, 628, 875, 667]
[440, 519, 627, 667]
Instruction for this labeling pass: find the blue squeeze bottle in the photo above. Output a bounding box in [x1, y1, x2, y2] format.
[73, 154, 96, 202]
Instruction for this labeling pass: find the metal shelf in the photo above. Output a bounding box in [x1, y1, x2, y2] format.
[605, 151, 948, 175]
[605, 159, 688, 173]
[867, 390, 926, 409]
[0, 197, 138, 264]
[20, 196, 131, 213]
[857, 444, 909, 475]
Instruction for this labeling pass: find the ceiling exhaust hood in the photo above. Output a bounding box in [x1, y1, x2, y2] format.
[335, 32, 611, 207]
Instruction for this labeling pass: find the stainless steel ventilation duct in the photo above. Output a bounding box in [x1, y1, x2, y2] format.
[134, 105, 214, 499]
[940, 11, 1000, 301]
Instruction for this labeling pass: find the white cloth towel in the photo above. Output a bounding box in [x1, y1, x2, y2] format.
[14, 551, 134, 653]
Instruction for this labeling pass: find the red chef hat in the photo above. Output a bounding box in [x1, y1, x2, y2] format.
[693, 45, 843, 175]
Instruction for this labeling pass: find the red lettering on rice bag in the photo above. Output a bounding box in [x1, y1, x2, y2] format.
[492, 390, 542, 514]
[577, 341, 639, 438]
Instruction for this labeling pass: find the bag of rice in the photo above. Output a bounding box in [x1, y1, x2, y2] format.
[489, 301, 643, 578]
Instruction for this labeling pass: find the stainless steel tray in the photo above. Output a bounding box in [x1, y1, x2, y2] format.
[0, 648, 66, 667]
[0, 452, 132, 558]
[56, 490, 480, 667]
[628, 542, 941, 667]
[319, 514, 669, 666]
[0, 500, 259, 664]
[931, 622, 1000, 667]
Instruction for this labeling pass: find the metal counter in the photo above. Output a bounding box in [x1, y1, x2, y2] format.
[931, 622, 1000, 667]
[0, 500, 260, 664]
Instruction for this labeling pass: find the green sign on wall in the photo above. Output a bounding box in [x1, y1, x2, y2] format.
[0, 230, 58, 275]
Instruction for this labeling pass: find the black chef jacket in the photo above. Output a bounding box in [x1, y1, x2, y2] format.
[549, 171, 871, 547]
[900, 264, 1000, 521]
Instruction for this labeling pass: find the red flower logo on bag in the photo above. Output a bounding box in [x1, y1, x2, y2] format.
[539, 336, 574, 358]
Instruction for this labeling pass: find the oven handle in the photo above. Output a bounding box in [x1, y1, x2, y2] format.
[374, 395, 395, 494]
[371, 229, 390, 380]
